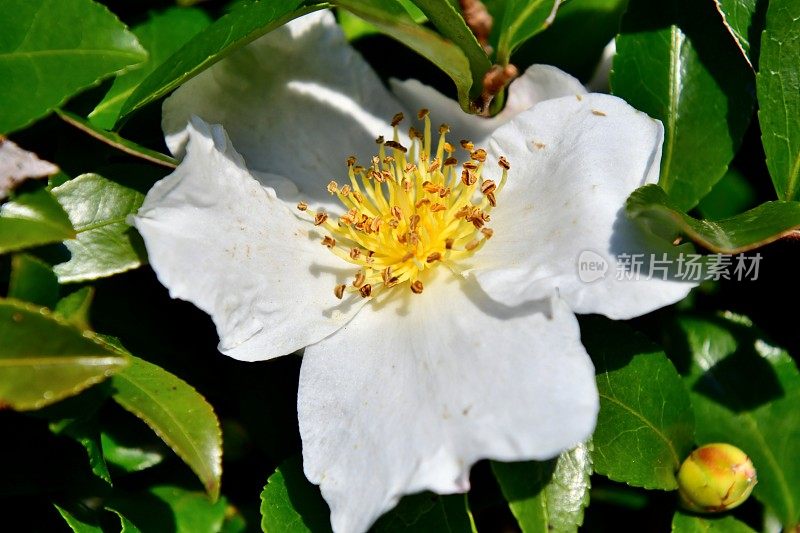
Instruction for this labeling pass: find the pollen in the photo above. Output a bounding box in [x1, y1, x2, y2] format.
[298, 110, 509, 299]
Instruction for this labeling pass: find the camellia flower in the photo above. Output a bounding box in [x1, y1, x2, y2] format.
[133, 10, 694, 533]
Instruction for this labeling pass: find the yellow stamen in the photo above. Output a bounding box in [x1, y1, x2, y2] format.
[298, 110, 510, 299]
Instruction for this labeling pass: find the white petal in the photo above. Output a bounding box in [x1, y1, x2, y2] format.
[390, 64, 586, 146]
[134, 118, 364, 361]
[469, 93, 695, 319]
[162, 11, 403, 206]
[298, 271, 598, 533]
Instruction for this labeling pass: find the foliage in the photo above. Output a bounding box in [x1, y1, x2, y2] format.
[1, 0, 797, 532]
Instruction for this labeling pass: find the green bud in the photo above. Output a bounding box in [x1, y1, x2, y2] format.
[677, 443, 757, 513]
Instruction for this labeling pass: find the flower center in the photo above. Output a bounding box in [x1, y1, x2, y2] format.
[298, 109, 509, 299]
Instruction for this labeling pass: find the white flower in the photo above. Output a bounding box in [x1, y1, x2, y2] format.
[134, 11, 694, 533]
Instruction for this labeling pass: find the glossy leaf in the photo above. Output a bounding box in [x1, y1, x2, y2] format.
[334, 0, 473, 111]
[495, 0, 561, 66]
[582, 316, 694, 490]
[89, 7, 211, 129]
[109, 486, 227, 533]
[407, 0, 491, 102]
[100, 429, 165, 474]
[55, 503, 104, 533]
[671, 511, 757, 532]
[506, 0, 629, 83]
[627, 184, 800, 254]
[8, 254, 59, 308]
[757, 0, 800, 201]
[673, 313, 800, 528]
[713, 0, 760, 66]
[52, 173, 148, 283]
[492, 443, 592, 533]
[260, 456, 332, 533]
[55, 287, 95, 330]
[50, 415, 112, 484]
[696, 168, 756, 221]
[0, 299, 127, 411]
[0, 0, 146, 133]
[119, 0, 307, 120]
[110, 350, 223, 500]
[373, 493, 476, 532]
[0, 187, 75, 254]
[612, 0, 755, 210]
[57, 111, 177, 168]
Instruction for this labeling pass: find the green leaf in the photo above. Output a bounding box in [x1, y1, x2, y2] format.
[492, 443, 592, 533]
[504, 0, 629, 83]
[696, 168, 756, 221]
[612, 0, 755, 210]
[8, 254, 58, 307]
[334, 0, 473, 111]
[51, 173, 148, 283]
[109, 486, 227, 533]
[89, 7, 211, 130]
[50, 415, 112, 484]
[757, 0, 800, 201]
[582, 316, 694, 490]
[407, 0, 491, 102]
[0, 298, 128, 410]
[57, 110, 178, 168]
[55, 503, 104, 533]
[260, 456, 332, 533]
[373, 493, 476, 532]
[108, 509, 143, 533]
[672, 313, 800, 528]
[55, 287, 95, 330]
[627, 184, 800, 254]
[671, 511, 757, 532]
[0, 187, 76, 254]
[495, 0, 561, 66]
[0, 0, 146, 133]
[713, 0, 760, 66]
[110, 351, 223, 500]
[100, 429, 165, 474]
[119, 0, 307, 121]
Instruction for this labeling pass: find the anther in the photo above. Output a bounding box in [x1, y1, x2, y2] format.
[321, 236, 336, 248]
[481, 228, 494, 239]
[443, 156, 458, 166]
[498, 156, 510, 170]
[314, 212, 328, 226]
[327, 181, 339, 194]
[391, 112, 404, 126]
[346, 156, 357, 166]
[426, 252, 441, 263]
[470, 149, 487, 162]
[381, 267, 393, 284]
[445, 238, 455, 249]
[375, 135, 385, 144]
[465, 239, 480, 251]
[296, 201, 308, 211]
[359, 284, 373, 298]
[439, 123, 450, 134]
[460, 139, 474, 151]
[481, 180, 497, 195]
[410, 280, 424, 294]
[353, 270, 366, 288]
[334, 284, 346, 299]
[384, 140, 408, 153]
[418, 108, 430, 119]
[349, 248, 362, 259]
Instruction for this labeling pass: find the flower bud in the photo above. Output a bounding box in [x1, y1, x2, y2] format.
[677, 443, 756, 512]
